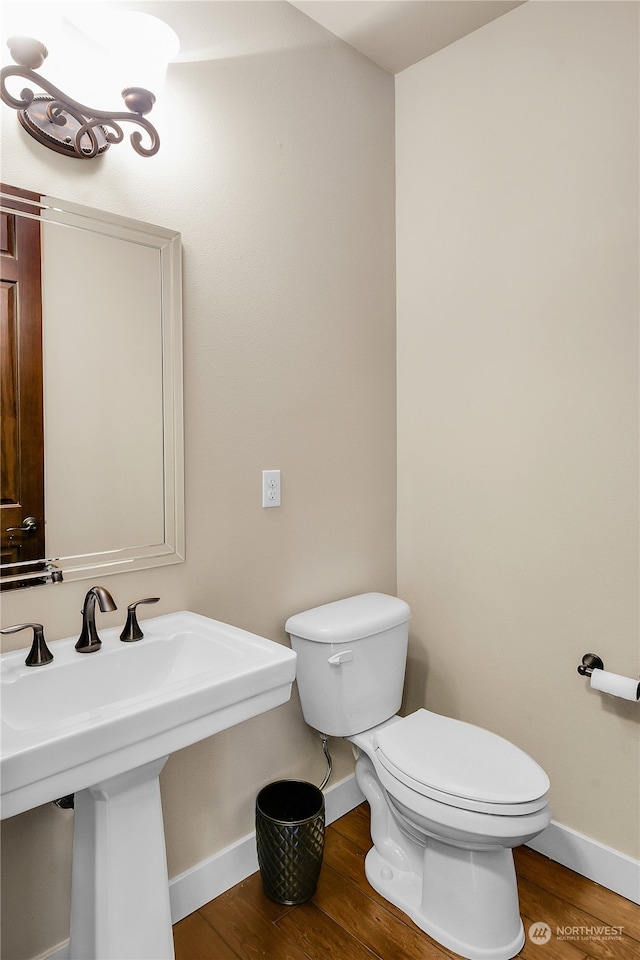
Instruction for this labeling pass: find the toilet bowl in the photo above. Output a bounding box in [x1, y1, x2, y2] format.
[285, 593, 551, 960]
[350, 713, 550, 960]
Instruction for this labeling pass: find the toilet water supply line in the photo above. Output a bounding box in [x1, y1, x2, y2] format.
[319, 734, 332, 791]
[577, 654, 640, 701]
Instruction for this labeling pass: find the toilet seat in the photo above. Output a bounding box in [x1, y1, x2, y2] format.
[373, 709, 549, 816]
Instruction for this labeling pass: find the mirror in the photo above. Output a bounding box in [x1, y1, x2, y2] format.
[0, 186, 184, 588]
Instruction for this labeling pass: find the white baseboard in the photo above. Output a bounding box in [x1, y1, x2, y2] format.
[38, 776, 640, 960]
[526, 819, 640, 905]
[169, 773, 365, 923]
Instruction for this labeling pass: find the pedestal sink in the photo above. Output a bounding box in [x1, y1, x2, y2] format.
[0, 611, 297, 959]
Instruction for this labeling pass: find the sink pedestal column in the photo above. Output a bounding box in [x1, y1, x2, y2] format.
[70, 756, 173, 960]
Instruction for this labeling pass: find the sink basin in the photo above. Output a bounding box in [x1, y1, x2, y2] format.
[0, 610, 297, 819]
[1, 611, 297, 959]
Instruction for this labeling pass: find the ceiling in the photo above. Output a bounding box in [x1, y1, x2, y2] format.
[288, 1, 526, 74]
[0, 2, 526, 74]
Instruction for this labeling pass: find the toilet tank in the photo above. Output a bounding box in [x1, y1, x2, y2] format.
[285, 593, 411, 737]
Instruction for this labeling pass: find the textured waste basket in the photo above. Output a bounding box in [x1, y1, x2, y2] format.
[256, 780, 325, 904]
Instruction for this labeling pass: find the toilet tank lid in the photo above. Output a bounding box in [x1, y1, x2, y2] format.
[285, 593, 411, 644]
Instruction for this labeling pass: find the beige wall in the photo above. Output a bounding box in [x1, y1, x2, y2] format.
[2, 1, 639, 957]
[397, 0, 639, 859]
[0, 3, 396, 957]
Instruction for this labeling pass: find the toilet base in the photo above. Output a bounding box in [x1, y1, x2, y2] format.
[364, 842, 525, 960]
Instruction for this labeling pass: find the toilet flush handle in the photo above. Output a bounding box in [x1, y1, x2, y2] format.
[328, 650, 353, 666]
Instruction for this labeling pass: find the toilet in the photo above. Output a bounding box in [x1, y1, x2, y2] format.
[285, 593, 551, 960]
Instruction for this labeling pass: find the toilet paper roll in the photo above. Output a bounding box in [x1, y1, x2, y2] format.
[590, 669, 640, 701]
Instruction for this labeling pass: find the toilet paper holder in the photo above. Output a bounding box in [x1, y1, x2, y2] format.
[577, 652, 640, 701]
[577, 653, 604, 677]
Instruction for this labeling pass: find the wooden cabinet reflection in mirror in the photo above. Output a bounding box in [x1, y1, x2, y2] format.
[1, 184, 46, 582]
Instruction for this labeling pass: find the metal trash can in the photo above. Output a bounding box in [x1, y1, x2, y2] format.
[255, 780, 325, 904]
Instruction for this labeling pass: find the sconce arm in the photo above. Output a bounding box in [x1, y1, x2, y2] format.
[1, 61, 160, 158]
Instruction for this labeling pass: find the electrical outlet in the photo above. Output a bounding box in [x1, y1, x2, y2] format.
[262, 470, 281, 508]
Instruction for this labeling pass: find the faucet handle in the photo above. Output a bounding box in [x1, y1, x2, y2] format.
[0, 623, 54, 666]
[120, 598, 160, 642]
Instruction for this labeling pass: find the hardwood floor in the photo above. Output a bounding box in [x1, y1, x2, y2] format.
[173, 803, 640, 960]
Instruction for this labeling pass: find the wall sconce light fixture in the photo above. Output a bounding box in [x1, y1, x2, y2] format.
[0, 14, 179, 159]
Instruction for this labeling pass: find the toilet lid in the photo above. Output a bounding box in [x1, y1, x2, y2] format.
[373, 710, 549, 805]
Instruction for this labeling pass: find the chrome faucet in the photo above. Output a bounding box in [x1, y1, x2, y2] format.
[75, 586, 117, 653]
